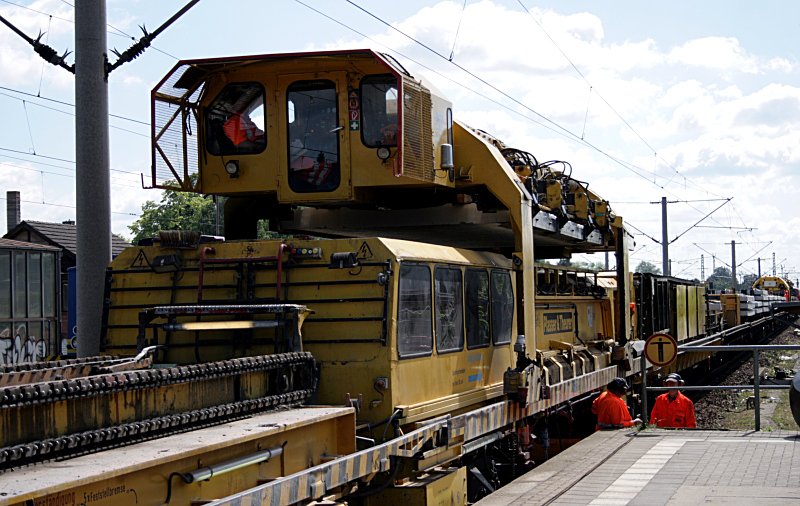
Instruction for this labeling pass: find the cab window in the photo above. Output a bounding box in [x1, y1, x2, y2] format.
[491, 270, 514, 344]
[287, 80, 340, 193]
[361, 74, 398, 148]
[434, 266, 463, 353]
[205, 83, 266, 156]
[465, 268, 490, 348]
[398, 263, 432, 357]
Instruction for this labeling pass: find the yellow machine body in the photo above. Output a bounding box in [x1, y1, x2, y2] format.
[107, 237, 522, 428]
[753, 275, 793, 297]
[365, 467, 467, 506]
[2, 407, 355, 506]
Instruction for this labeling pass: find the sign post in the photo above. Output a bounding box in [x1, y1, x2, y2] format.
[642, 333, 678, 425]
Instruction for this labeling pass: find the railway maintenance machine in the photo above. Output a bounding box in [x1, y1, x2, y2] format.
[0, 49, 731, 506]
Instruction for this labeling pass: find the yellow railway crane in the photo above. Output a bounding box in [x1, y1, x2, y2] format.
[2, 49, 651, 505]
[123, 49, 632, 421]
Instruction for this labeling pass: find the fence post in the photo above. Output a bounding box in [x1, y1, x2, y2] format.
[641, 352, 648, 426]
[753, 349, 760, 431]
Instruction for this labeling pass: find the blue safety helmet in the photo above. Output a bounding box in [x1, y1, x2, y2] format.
[665, 373, 684, 385]
[607, 377, 629, 395]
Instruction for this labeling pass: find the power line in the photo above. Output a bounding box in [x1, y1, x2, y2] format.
[0, 146, 143, 177]
[514, 1, 736, 227]
[302, 0, 706, 199]
[0, 85, 149, 125]
[0, 0, 179, 60]
[0, 195, 139, 217]
[0, 90, 149, 137]
[0, 160, 141, 188]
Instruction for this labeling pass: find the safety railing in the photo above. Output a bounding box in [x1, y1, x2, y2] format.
[640, 344, 800, 431]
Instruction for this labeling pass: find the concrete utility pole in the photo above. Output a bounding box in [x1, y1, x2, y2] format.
[661, 197, 669, 276]
[773, 252, 776, 276]
[75, 1, 110, 356]
[758, 258, 761, 278]
[731, 240, 737, 292]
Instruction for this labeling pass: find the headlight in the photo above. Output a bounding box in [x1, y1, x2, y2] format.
[376, 147, 391, 161]
[224, 160, 240, 177]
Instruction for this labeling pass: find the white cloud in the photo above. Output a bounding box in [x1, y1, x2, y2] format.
[668, 36, 760, 73]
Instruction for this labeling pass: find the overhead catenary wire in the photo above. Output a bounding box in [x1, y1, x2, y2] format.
[0, 160, 141, 188]
[513, 0, 747, 235]
[448, 0, 467, 61]
[0, 195, 139, 217]
[0, 90, 149, 137]
[0, 0, 179, 60]
[0, 146, 142, 177]
[297, 0, 722, 223]
[514, 0, 724, 200]
[0, 85, 149, 126]
[315, 0, 688, 239]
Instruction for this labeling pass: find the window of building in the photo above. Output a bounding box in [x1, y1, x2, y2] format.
[13, 252, 25, 318]
[361, 74, 398, 148]
[42, 253, 56, 318]
[434, 266, 463, 353]
[0, 252, 9, 319]
[27, 252, 42, 317]
[205, 82, 266, 156]
[491, 270, 514, 344]
[287, 80, 340, 193]
[397, 263, 432, 357]
[465, 268, 490, 348]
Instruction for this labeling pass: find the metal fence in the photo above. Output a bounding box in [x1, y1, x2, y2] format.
[641, 344, 800, 431]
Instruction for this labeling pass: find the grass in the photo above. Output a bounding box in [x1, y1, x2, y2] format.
[722, 350, 799, 430]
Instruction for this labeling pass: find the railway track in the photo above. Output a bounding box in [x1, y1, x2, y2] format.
[0, 351, 317, 470]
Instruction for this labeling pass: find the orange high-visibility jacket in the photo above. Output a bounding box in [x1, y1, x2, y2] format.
[593, 391, 634, 429]
[649, 392, 696, 428]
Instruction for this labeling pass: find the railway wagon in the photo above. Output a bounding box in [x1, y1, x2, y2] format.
[633, 273, 707, 342]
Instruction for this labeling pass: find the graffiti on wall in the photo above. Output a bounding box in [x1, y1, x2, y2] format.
[0, 324, 48, 365]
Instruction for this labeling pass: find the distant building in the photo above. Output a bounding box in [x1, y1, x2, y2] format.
[0, 238, 61, 364]
[3, 193, 131, 359]
[5, 220, 130, 273]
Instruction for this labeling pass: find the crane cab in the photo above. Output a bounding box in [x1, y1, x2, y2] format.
[152, 50, 455, 211]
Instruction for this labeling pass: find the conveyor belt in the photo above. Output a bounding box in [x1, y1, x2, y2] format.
[0, 352, 317, 470]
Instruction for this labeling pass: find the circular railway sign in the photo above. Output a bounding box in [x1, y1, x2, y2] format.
[644, 333, 678, 367]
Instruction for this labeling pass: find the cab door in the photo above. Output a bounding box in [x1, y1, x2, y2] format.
[277, 73, 352, 202]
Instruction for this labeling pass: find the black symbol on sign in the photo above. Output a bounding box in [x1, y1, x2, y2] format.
[130, 249, 150, 269]
[357, 241, 373, 260]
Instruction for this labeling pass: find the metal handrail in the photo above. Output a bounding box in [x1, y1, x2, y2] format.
[641, 344, 800, 430]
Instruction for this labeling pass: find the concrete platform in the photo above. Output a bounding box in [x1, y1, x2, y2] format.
[477, 429, 800, 505]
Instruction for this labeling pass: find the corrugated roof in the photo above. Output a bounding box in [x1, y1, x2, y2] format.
[0, 238, 61, 251]
[4, 221, 130, 257]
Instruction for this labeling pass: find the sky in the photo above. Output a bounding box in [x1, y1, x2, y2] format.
[0, 0, 799, 284]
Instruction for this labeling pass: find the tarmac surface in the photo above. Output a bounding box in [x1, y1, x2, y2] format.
[476, 429, 800, 505]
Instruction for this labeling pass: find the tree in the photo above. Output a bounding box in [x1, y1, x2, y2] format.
[129, 182, 218, 244]
[557, 258, 606, 271]
[634, 261, 661, 274]
[740, 273, 758, 292]
[706, 266, 733, 291]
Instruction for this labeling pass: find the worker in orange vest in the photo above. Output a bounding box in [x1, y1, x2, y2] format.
[649, 373, 697, 428]
[593, 378, 642, 430]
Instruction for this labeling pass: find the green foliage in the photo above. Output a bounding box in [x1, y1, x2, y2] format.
[129, 182, 219, 244]
[740, 273, 759, 291]
[706, 266, 733, 291]
[634, 260, 661, 274]
[557, 258, 607, 271]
